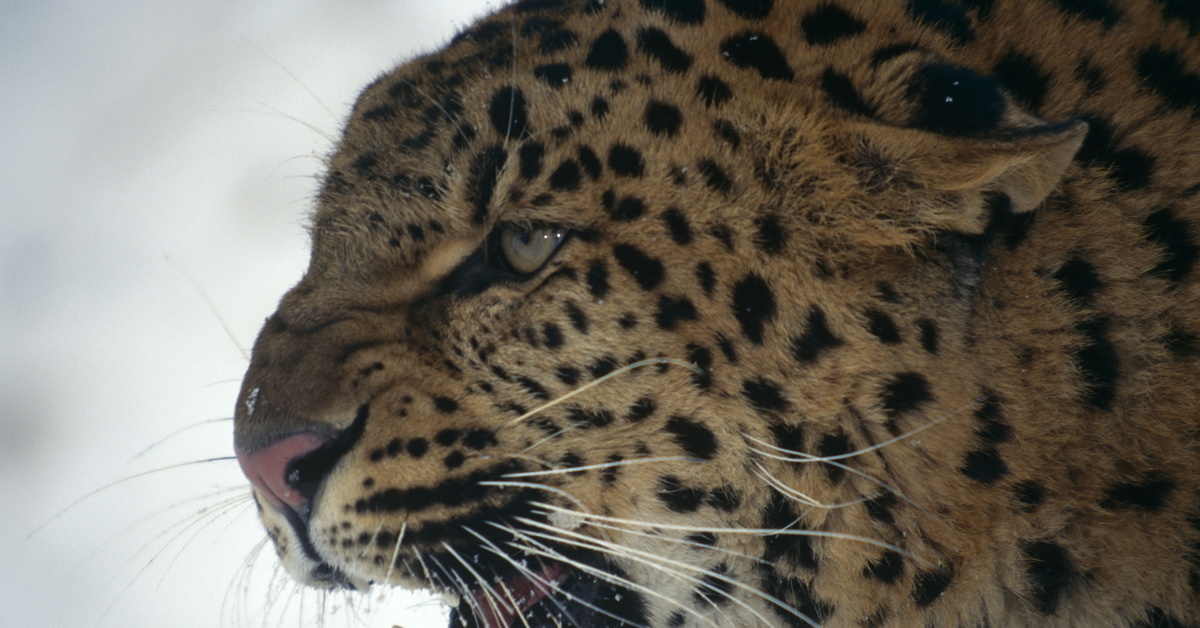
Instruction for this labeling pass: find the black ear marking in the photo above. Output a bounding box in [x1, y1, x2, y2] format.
[908, 63, 1004, 136]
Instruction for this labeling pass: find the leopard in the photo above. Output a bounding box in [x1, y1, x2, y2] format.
[231, 0, 1200, 626]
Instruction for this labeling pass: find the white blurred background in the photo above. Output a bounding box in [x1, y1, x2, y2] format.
[2, 2, 494, 626]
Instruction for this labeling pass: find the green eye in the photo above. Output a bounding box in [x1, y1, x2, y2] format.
[498, 225, 567, 274]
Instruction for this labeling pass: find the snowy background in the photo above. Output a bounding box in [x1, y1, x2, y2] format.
[2, 2, 494, 627]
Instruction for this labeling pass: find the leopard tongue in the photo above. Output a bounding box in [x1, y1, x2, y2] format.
[466, 564, 564, 628]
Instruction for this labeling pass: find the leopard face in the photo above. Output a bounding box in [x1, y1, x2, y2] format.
[232, 1, 1200, 626]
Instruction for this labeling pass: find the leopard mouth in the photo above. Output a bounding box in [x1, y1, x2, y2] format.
[449, 564, 645, 628]
[449, 563, 567, 628]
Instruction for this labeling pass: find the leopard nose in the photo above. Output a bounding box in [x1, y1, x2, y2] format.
[236, 433, 331, 515]
[235, 405, 369, 518]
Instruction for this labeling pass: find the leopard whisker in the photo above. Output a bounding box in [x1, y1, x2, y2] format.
[98, 491, 253, 621]
[502, 456, 698, 478]
[130, 416, 233, 460]
[512, 520, 778, 627]
[462, 525, 580, 626]
[745, 397, 980, 464]
[489, 523, 670, 628]
[747, 443, 920, 509]
[360, 524, 384, 559]
[478, 480, 590, 512]
[383, 521, 408, 584]
[443, 541, 517, 623]
[752, 461, 884, 509]
[569, 516, 773, 568]
[430, 553, 490, 626]
[29, 455, 239, 538]
[508, 358, 703, 426]
[526, 502, 927, 566]
[224, 534, 271, 626]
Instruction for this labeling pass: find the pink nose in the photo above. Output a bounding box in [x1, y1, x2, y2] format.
[236, 433, 330, 513]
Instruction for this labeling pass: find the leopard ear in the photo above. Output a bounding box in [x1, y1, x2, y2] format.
[833, 54, 1088, 235]
[893, 119, 1088, 212]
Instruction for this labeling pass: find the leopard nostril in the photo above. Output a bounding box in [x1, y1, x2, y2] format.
[236, 404, 370, 519]
[236, 433, 331, 514]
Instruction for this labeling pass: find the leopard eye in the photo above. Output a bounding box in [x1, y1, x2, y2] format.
[498, 224, 567, 274]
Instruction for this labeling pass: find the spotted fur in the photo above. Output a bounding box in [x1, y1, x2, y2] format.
[234, 0, 1200, 626]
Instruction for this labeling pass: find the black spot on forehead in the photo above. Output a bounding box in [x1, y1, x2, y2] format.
[907, 0, 975, 44]
[992, 52, 1050, 111]
[433, 397, 459, 414]
[1099, 471, 1175, 511]
[665, 415, 718, 459]
[661, 208, 692, 245]
[698, 159, 733, 193]
[801, 4, 867, 46]
[866, 309, 902, 344]
[882, 372, 933, 417]
[638, 27, 693, 73]
[534, 63, 573, 88]
[516, 142, 544, 178]
[517, 375, 550, 399]
[720, 32, 794, 81]
[771, 422, 804, 454]
[742, 376, 788, 412]
[821, 69, 875, 117]
[1152, 0, 1200, 34]
[586, 260, 610, 298]
[1143, 208, 1198, 284]
[645, 100, 684, 136]
[658, 475, 706, 512]
[540, 29, 579, 53]
[732, 274, 775, 344]
[626, 396, 656, 421]
[753, 214, 786, 254]
[863, 550, 906, 583]
[568, 406, 614, 428]
[467, 146, 507, 223]
[818, 431, 851, 482]
[697, 75, 734, 107]
[793, 306, 843, 364]
[1023, 540, 1074, 615]
[1074, 317, 1119, 410]
[640, 0, 706, 24]
[717, 0, 774, 20]
[549, 159, 583, 190]
[614, 244, 665, 290]
[577, 146, 602, 179]
[488, 86, 532, 140]
[961, 446, 1009, 483]
[912, 567, 954, 607]
[591, 96, 611, 119]
[712, 118, 741, 148]
[1054, 257, 1101, 308]
[608, 144, 646, 177]
[586, 28, 630, 70]
[1076, 115, 1155, 190]
[656, 295, 698, 329]
[1136, 47, 1200, 113]
[696, 262, 716, 294]
[607, 194, 647, 221]
[1053, 0, 1121, 27]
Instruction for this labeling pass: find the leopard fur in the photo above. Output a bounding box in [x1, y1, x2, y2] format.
[233, 0, 1200, 626]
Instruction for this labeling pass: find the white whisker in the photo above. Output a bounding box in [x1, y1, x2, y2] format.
[509, 358, 703, 425]
[502, 456, 697, 478]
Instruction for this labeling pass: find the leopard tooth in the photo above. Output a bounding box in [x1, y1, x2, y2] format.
[440, 591, 462, 607]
